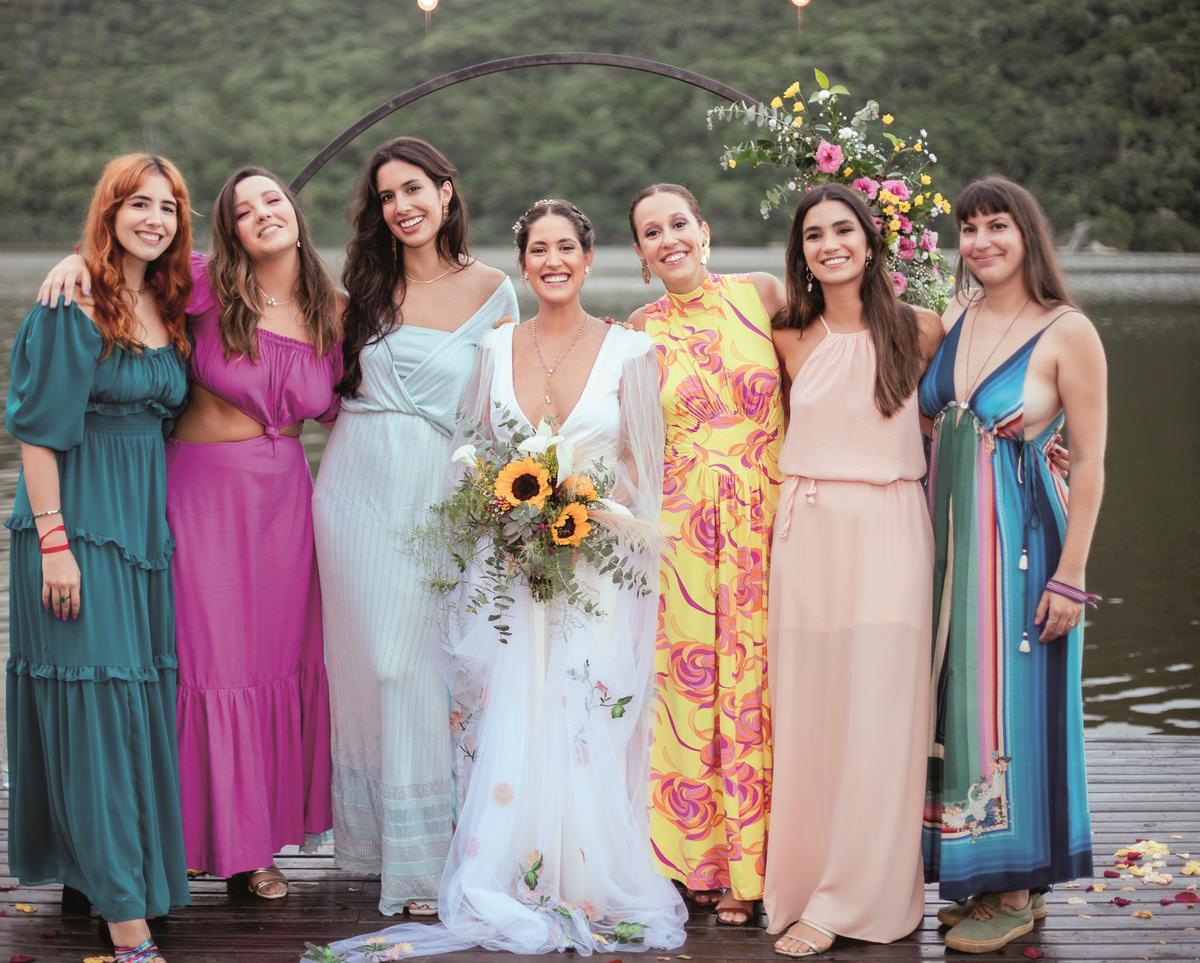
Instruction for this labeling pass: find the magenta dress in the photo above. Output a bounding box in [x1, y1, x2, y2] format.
[169, 254, 336, 876]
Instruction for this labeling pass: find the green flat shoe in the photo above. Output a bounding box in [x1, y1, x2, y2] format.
[943, 899, 1035, 953]
[937, 891, 1046, 927]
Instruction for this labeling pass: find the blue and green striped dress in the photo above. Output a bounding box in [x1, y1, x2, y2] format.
[918, 309, 1092, 899]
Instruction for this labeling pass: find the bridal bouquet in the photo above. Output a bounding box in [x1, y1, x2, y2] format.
[708, 68, 952, 311]
[417, 406, 654, 639]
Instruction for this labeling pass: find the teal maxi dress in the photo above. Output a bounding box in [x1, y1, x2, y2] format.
[4, 300, 191, 921]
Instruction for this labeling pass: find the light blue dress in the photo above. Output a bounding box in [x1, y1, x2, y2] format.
[312, 278, 518, 914]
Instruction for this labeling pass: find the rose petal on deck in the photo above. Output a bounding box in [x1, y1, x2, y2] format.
[1022, 949, 1044, 960]
[1112, 896, 1132, 906]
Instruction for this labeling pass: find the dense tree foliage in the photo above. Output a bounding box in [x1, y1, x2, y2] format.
[2, 0, 1196, 250]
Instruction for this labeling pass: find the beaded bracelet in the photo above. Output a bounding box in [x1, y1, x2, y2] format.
[32, 507, 62, 518]
[1046, 578, 1103, 608]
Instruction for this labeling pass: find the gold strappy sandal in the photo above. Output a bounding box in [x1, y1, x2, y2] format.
[773, 919, 836, 958]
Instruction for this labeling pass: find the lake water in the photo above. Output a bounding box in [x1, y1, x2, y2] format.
[0, 248, 1197, 738]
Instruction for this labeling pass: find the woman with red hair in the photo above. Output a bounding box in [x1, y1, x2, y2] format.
[6, 153, 193, 963]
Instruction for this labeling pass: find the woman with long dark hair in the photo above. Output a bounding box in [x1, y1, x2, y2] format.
[921, 177, 1105, 954]
[36, 165, 342, 900]
[763, 183, 943, 957]
[626, 183, 783, 926]
[10, 153, 193, 962]
[312, 137, 517, 916]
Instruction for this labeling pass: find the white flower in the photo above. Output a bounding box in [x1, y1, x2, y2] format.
[838, 126, 856, 141]
[929, 153, 938, 163]
[787, 180, 797, 191]
[815, 89, 831, 104]
[451, 444, 477, 468]
[593, 497, 632, 518]
[921, 128, 928, 138]
[517, 420, 564, 456]
[554, 440, 576, 484]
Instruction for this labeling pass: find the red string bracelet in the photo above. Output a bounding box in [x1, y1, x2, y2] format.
[39, 524, 70, 555]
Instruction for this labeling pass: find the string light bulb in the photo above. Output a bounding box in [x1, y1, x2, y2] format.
[417, 0, 438, 9]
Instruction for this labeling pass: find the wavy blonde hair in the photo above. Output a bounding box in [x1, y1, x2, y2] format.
[208, 166, 338, 360]
[81, 154, 193, 357]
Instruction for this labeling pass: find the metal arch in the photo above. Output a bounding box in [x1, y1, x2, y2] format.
[289, 52, 757, 193]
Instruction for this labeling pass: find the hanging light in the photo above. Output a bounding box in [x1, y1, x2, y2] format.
[417, 0, 438, 9]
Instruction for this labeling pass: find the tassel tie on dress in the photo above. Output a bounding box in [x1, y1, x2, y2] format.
[777, 476, 818, 539]
[1016, 443, 1043, 653]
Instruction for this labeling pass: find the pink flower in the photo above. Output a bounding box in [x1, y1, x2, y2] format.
[870, 215, 883, 231]
[920, 229, 939, 252]
[814, 140, 844, 174]
[880, 178, 911, 201]
[890, 271, 909, 295]
[851, 177, 879, 199]
[897, 237, 917, 261]
[898, 215, 913, 234]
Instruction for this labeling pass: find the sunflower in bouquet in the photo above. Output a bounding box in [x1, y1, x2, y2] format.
[708, 68, 952, 312]
[418, 407, 653, 641]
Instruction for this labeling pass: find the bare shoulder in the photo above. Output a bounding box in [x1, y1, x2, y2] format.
[1044, 306, 1104, 353]
[915, 307, 945, 359]
[464, 259, 510, 294]
[626, 305, 648, 332]
[332, 290, 348, 337]
[941, 288, 978, 331]
[749, 271, 786, 317]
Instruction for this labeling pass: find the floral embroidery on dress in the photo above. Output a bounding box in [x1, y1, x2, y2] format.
[939, 753, 1012, 837]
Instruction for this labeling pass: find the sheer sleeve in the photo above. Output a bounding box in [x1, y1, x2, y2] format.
[5, 301, 102, 451]
[450, 325, 505, 461]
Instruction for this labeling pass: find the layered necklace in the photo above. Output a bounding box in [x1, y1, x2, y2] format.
[531, 314, 591, 415]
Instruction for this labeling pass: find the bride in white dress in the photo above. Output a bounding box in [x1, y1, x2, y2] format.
[308, 200, 685, 961]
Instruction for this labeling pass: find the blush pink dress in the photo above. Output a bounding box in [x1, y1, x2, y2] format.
[763, 318, 932, 943]
[168, 254, 336, 876]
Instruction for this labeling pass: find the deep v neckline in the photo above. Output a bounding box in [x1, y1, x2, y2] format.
[505, 322, 614, 433]
[948, 311, 1054, 409]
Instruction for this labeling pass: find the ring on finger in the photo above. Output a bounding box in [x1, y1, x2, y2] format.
[59, 594, 69, 604]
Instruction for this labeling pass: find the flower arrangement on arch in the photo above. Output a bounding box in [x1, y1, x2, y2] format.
[414, 406, 653, 640]
[707, 68, 953, 311]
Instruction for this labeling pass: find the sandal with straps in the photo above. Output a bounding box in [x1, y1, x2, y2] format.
[774, 919, 836, 958]
[114, 937, 167, 962]
[247, 865, 289, 900]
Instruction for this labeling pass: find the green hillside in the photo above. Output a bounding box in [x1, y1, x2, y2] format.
[3, 0, 1197, 250]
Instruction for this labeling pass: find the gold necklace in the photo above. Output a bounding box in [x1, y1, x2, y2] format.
[405, 264, 457, 284]
[531, 314, 591, 412]
[260, 288, 296, 307]
[958, 296, 1031, 410]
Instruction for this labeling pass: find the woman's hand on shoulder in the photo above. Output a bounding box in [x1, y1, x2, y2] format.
[750, 272, 787, 318]
[916, 307, 945, 364]
[626, 306, 648, 332]
[38, 253, 91, 307]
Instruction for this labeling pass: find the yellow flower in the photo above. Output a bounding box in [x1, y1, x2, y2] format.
[889, 218, 902, 232]
[898, 140, 907, 149]
[941, 200, 952, 214]
[920, 174, 932, 186]
[914, 142, 924, 152]
[914, 195, 924, 206]
[884, 205, 896, 216]
[933, 192, 944, 204]
[899, 201, 911, 213]
[727, 158, 737, 169]
[882, 113, 894, 125]
[784, 81, 801, 98]
[771, 96, 783, 109]
[879, 189, 896, 204]
[792, 115, 803, 126]
[843, 166, 854, 177]
[494, 457, 551, 509]
[793, 101, 805, 112]
[551, 503, 592, 547]
[560, 474, 598, 501]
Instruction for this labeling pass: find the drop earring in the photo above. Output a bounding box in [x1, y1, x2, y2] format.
[442, 202, 450, 221]
[640, 259, 651, 285]
[700, 239, 711, 267]
[584, 265, 592, 277]
[805, 266, 814, 293]
[865, 253, 873, 268]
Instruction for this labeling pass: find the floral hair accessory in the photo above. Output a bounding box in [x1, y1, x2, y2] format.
[708, 67, 951, 311]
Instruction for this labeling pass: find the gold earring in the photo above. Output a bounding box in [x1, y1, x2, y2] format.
[442, 202, 450, 220]
[640, 259, 651, 285]
[805, 266, 814, 293]
[584, 265, 592, 277]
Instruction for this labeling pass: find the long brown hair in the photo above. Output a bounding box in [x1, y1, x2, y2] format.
[778, 183, 921, 417]
[82, 153, 192, 357]
[207, 166, 338, 361]
[953, 176, 1074, 308]
[339, 137, 470, 396]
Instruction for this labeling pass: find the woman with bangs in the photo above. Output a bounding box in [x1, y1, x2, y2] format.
[38, 166, 342, 900]
[8, 153, 193, 963]
[920, 177, 1105, 954]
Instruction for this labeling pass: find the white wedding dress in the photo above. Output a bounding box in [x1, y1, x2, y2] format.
[312, 322, 685, 960]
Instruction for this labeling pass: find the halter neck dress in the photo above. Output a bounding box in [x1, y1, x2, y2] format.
[169, 253, 337, 876]
[641, 273, 782, 901]
[918, 309, 1092, 899]
[763, 318, 932, 943]
[312, 278, 518, 913]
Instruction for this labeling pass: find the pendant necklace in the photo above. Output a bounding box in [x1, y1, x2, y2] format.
[958, 296, 1031, 410]
[531, 314, 591, 414]
[260, 289, 296, 307]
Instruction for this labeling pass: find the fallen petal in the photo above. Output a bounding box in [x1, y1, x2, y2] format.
[1177, 892, 1200, 904]
[1023, 949, 1044, 960]
[1092, 882, 1107, 892]
[1104, 870, 1121, 878]
[1112, 896, 1132, 906]
[1067, 896, 1087, 905]
[1162, 898, 1177, 905]
[14, 903, 37, 913]
[1133, 910, 1154, 919]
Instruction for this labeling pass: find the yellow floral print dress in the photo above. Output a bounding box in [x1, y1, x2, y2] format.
[643, 273, 783, 900]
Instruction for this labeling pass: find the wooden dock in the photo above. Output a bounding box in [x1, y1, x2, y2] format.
[3, 737, 1198, 962]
